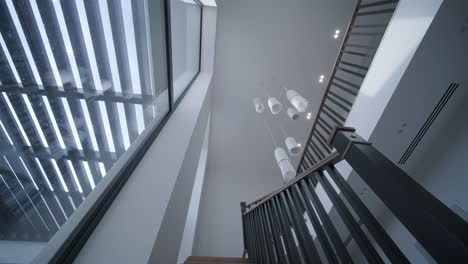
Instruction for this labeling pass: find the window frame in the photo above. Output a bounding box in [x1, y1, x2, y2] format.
[167, 0, 204, 108]
[44, 0, 203, 262]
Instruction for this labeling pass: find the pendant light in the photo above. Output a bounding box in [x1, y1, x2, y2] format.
[253, 97, 265, 113]
[285, 88, 308, 112]
[279, 124, 301, 156]
[274, 147, 296, 182]
[267, 97, 282, 114]
[263, 118, 295, 182]
[263, 83, 282, 114]
[287, 107, 299, 120]
[285, 137, 301, 155]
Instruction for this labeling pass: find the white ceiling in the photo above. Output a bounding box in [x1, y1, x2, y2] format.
[208, 0, 356, 193]
[195, 0, 356, 257]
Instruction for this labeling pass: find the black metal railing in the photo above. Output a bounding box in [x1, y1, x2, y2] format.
[297, 0, 399, 174]
[241, 127, 468, 264]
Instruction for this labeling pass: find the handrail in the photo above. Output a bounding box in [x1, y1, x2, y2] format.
[244, 152, 340, 213]
[296, 0, 397, 174]
[296, 0, 362, 172]
[246, 0, 400, 212]
[241, 127, 468, 263]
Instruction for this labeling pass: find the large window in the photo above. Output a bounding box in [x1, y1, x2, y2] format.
[170, 0, 202, 102]
[0, 0, 201, 262]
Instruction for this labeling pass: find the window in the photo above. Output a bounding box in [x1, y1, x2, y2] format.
[170, 0, 202, 102]
[0, 0, 201, 262]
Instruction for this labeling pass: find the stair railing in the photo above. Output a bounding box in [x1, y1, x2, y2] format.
[241, 127, 468, 264]
[297, 0, 399, 175]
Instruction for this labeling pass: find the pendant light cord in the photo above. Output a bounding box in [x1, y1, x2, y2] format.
[279, 124, 287, 138]
[263, 118, 278, 148]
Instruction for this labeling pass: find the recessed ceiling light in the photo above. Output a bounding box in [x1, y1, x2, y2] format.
[334, 34, 339, 39]
[297, 143, 301, 147]
[335, 29, 340, 34]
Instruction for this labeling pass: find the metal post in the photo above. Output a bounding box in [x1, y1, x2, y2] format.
[271, 197, 302, 264]
[259, 205, 279, 264]
[251, 210, 265, 264]
[325, 165, 410, 263]
[265, 201, 290, 264]
[292, 184, 339, 264]
[281, 190, 322, 263]
[256, 206, 273, 264]
[302, 178, 353, 263]
[329, 127, 468, 262]
[315, 170, 384, 263]
[240, 202, 247, 256]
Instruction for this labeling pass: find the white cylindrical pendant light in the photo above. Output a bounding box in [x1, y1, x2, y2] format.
[285, 137, 301, 155]
[287, 107, 299, 120]
[286, 89, 308, 112]
[274, 147, 296, 182]
[268, 97, 283, 114]
[253, 97, 265, 113]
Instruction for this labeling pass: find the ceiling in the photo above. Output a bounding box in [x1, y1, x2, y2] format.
[195, 0, 356, 257]
[208, 0, 355, 195]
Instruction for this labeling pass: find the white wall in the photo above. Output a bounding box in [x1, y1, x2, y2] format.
[177, 115, 210, 264]
[147, 85, 211, 264]
[340, 0, 468, 261]
[337, 0, 443, 172]
[368, 98, 468, 263]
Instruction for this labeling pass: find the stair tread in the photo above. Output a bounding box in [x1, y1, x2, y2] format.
[185, 262, 253, 264]
[186, 256, 253, 263]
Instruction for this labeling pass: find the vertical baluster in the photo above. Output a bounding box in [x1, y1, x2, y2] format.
[243, 214, 254, 259]
[292, 184, 339, 263]
[263, 203, 288, 264]
[302, 178, 353, 263]
[245, 212, 258, 261]
[315, 170, 384, 263]
[260, 204, 280, 264]
[250, 210, 265, 264]
[281, 190, 322, 263]
[240, 202, 248, 256]
[325, 165, 410, 263]
[271, 197, 302, 264]
[256, 205, 273, 263]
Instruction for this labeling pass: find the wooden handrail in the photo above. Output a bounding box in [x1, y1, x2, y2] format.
[244, 152, 340, 214]
[296, 0, 362, 173]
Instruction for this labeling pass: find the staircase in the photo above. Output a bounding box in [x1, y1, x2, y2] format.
[184, 256, 253, 264]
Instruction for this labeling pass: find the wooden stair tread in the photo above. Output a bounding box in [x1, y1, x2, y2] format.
[185, 262, 253, 264]
[185, 256, 253, 263]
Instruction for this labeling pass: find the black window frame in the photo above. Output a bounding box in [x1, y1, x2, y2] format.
[48, 0, 203, 262]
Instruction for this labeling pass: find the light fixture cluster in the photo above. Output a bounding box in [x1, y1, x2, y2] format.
[319, 74, 325, 83]
[252, 86, 310, 119]
[252, 84, 314, 182]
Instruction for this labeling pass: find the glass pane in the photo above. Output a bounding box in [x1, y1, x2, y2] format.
[0, 0, 168, 262]
[170, 0, 201, 102]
